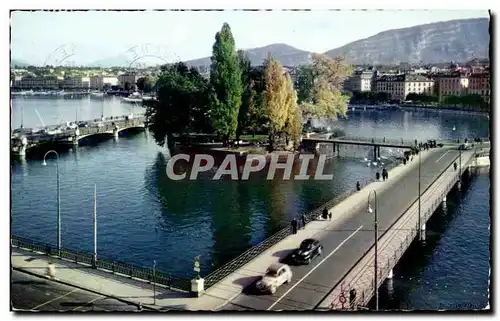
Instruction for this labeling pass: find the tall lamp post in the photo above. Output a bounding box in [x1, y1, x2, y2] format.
[42, 150, 61, 253]
[367, 190, 379, 311]
[418, 150, 421, 240]
[153, 260, 157, 305]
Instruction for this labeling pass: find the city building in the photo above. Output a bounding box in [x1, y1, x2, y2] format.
[343, 70, 373, 93]
[118, 73, 139, 90]
[376, 74, 434, 101]
[90, 75, 119, 90]
[61, 76, 90, 90]
[467, 70, 490, 103]
[434, 72, 469, 102]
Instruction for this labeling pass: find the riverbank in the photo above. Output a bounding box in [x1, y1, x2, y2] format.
[397, 104, 490, 115]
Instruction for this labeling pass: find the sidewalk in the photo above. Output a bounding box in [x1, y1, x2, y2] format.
[11, 147, 438, 311]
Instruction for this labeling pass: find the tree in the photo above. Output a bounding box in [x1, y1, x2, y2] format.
[297, 54, 352, 119]
[283, 74, 302, 150]
[294, 65, 314, 104]
[236, 50, 252, 142]
[136, 76, 156, 92]
[209, 23, 243, 145]
[143, 62, 209, 151]
[263, 56, 289, 150]
[406, 93, 438, 103]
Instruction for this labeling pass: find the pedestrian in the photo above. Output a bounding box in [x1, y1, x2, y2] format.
[403, 158, 407, 165]
[454, 162, 457, 171]
[301, 214, 306, 229]
[291, 218, 298, 234]
[328, 211, 332, 221]
[46, 262, 56, 279]
[376, 171, 380, 180]
[322, 208, 328, 220]
[414, 139, 417, 146]
[356, 181, 361, 191]
[383, 137, 386, 143]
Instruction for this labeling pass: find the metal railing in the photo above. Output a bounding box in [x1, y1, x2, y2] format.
[203, 160, 400, 289]
[11, 235, 191, 292]
[325, 150, 476, 310]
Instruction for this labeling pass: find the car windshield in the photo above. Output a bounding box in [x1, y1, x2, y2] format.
[300, 241, 313, 250]
[265, 269, 278, 277]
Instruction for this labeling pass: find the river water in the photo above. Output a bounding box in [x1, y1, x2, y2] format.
[10, 96, 490, 309]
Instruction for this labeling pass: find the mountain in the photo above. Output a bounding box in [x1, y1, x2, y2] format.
[11, 59, 31, 67]
[324, 18, 490, 65]
[185, 43, 312, 67]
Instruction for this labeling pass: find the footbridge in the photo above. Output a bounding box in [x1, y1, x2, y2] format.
[11, 115, 145, 155]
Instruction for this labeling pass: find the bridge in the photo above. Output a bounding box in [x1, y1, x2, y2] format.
[10, 139, 490, 311]
[11, 115, 146, 155]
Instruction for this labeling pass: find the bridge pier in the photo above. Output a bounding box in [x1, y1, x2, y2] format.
[17, 136, 28, 156]
[442, 196, 447, 203]
[113, 126, 120, 138]
[387, 269, 393, 279]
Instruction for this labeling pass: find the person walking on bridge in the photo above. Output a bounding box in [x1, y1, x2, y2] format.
[322, 208, 328, 220]
[291, 218, 298, 234]
[301, 214, 306, 229]
[454, 162, 458, 171]
[356, 181, 361, 192]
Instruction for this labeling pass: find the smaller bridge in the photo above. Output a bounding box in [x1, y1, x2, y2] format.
[11, 115, 146, 155]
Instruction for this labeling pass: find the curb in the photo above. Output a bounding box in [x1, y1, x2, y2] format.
[12, 266, 162, 312]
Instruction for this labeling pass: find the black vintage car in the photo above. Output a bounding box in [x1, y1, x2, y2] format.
[289, 239, 323, 265]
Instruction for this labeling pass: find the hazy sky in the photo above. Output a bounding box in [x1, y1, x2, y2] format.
[11, 10, 489, 65]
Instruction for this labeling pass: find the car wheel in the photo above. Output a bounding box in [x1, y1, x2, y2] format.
[270, 286, 277, 294]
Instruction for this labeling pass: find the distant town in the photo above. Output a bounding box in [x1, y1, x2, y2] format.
[10, 58, 490, 110]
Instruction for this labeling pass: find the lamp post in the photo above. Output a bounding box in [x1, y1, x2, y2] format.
[153, 260, 157, 305]
[367, 190, 379, 311]
[93, 184, 97, 268]
[42, 150, 61, 253]
[418, 150, 421, 240]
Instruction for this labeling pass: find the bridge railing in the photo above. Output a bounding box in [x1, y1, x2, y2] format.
[11, 235, 191, 293]
[203, 159, 401, 290]
[336, 136, 416, 146]
[326, 151, 474, 310]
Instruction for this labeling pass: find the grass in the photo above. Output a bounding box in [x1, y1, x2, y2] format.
[238, 134, 268, 142]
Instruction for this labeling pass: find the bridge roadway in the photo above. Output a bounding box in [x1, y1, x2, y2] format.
[220, 146, 463, 311]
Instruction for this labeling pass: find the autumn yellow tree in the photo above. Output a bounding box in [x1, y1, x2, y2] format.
[263, 56, 289, 150]
[296, 53, 352, 119]
[283, 73, 302, 150]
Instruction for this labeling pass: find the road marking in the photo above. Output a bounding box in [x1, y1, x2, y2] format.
[266, 225, 363, 311]
[72, 295, 105, 311]
[31, 289, 79, 311]
[435, 150, 451, 163]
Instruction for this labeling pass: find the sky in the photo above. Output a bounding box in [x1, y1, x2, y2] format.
[10, 10, 490, 66]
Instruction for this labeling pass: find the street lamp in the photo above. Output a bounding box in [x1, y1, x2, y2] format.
[367, 189, 379, 311]
[153, 260, 157, 305]
[418, 150, 421, 241]
[42, 150, 61, 253]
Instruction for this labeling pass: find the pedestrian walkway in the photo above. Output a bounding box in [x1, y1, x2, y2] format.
[11, 148, 436, 311]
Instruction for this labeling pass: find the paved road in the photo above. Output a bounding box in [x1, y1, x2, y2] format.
[223, 147, 464, 311]
[11, 269, 141, 311]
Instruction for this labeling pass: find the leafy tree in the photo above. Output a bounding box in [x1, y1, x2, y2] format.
[236, 50, 252, 142]
[136, 76, 156, 92]
[209, 23, 243, 145]
[283, 74, 302, 149]
[143, 62, 209, 150]
[263, 55, 288, 150]
[294, 65, 314, 104]
[405, 93, 438, 103]
[297, 54, 352, 119]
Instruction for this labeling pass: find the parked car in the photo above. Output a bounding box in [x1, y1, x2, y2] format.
[255, 263, 292, 294]
[289, 239, 323, 265]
